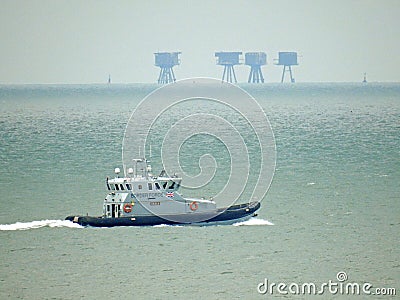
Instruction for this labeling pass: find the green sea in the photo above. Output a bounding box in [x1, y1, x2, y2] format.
[0, 83, 399, 299]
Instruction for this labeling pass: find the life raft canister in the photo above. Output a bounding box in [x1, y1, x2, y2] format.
[123, 203, 133, 213]
[190, 201, 199, 211]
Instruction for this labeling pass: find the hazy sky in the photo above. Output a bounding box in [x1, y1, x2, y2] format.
[1, 0, 399, 84]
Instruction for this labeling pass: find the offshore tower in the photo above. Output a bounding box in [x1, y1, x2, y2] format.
[275, 52, 298, 83]
[245, 52, 267, 83]
[154, 52, 181, 84]
[215, 52, 242, 83]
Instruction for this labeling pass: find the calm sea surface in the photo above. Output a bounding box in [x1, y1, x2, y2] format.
[0, 83, 399, 299]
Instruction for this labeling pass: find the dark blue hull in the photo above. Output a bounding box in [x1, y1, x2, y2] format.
[66, 202, 260, 227]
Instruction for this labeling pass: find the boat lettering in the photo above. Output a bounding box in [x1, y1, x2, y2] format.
[136, 192, 162, 198]
[150, 201, 161, 206]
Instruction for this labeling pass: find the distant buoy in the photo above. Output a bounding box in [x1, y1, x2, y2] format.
[362, 73, 367, 83]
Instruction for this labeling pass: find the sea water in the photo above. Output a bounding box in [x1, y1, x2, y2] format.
[0, 83, 399, 299]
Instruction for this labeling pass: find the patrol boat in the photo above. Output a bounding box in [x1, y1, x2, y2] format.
[66, 158, 260, 227]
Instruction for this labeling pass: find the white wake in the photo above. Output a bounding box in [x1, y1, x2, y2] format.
[0, 218, 274, 230]
[0, 220, 83, 231]
[233, 218, 274, 226]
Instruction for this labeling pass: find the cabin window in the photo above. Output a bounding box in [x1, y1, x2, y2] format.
[162, 181, 168, 189]
[110, 184, 115, 191]
[120, 184, 125, 190]
[138, 184, 142, 190]
[107, 204, 113, 217]
[168, 181, 175, 189]
[106, 183, 111, 190]
[115, 184, 120, 191]
[154, 182, 161, 190]
[148, 183, 153, 190]
[126, 184, 132, 190]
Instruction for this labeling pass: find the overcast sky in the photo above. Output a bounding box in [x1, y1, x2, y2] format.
[1, 0, 399, 84]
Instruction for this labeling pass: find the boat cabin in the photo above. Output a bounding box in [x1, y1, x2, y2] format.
[103, 159, 183, 218]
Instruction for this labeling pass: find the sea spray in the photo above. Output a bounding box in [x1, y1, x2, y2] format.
[233, 218, 274, 226]
[0, 220, 83, 231]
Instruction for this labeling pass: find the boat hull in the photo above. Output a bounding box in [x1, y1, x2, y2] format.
[66, 202, 260, 227]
